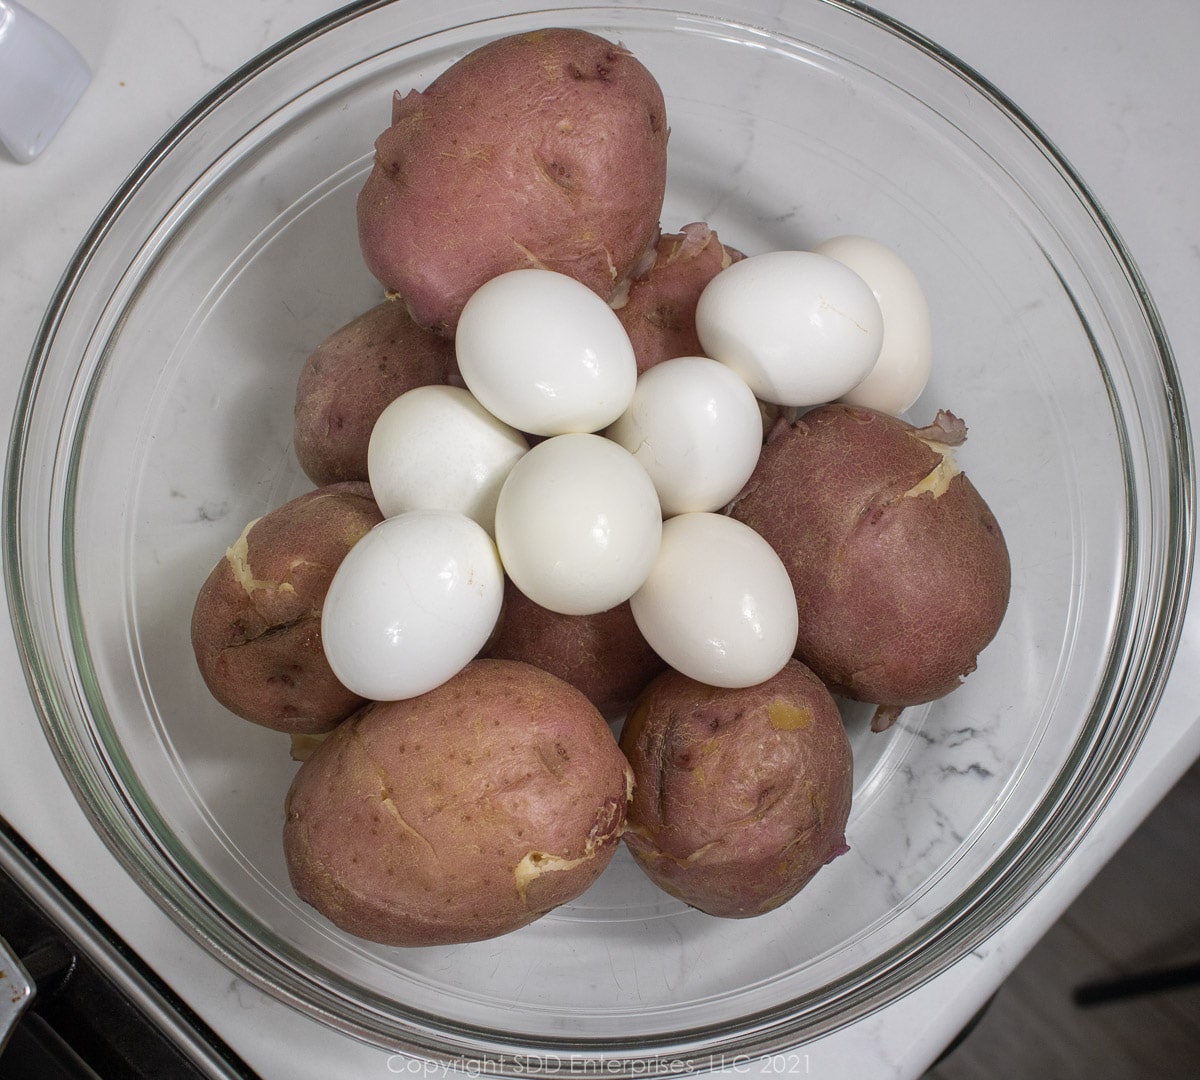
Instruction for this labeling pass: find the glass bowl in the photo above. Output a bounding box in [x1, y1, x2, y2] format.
[6, 0, 1193, 1070]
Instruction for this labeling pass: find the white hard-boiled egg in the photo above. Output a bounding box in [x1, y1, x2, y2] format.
[494, 432, 662, 616]
[367, 384, 528, 535]
[605, 356, 764, 516]
[814, 234, 933, 415]
[695, 250, 884, 407]
[455, 268, 638, 436]
[630, 511, 798, 688]
[320, 510, 504, 701]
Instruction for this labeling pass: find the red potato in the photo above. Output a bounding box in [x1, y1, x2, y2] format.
[283, 659, 634, 946]
[611, 222, 744, 373]
[484, 578, 667, 717]
[356, 28, 669, 335]
[729, 404, 1011, 729]
[292, 299, 460, 486]
[190, 483, 383, 734]
[619, 661, 853, 918]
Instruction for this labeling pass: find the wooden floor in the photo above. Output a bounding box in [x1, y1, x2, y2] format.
[923, 760, 1200, 1079]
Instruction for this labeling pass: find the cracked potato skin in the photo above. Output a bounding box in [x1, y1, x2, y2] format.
[619, 661, 853, 918]
[356, 28, 669, 335]
[190, 482, 383, 734]
[612, 222, 744, 374]
[729, 404, 1011, 714]
[283, 658, 634, 947]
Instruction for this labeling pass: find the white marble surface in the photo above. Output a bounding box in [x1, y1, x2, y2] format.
[2, 2, 1198, 1078]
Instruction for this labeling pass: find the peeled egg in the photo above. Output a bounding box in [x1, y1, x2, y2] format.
[320, 510, 504, 701]
[629, 512, 798, 688]
[455, 268, 638, 436]
[814, 234, 933, 415]
[367, 384, 528, 535]
[605, 356, 763, 516]
[494, 433, 662, 616]
[695, 250, 884, 407]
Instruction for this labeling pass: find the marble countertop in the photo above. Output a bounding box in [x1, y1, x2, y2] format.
[2, 2, 1198, 1077]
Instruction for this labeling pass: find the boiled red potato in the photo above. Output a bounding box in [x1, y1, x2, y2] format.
[619, 661, 853, 918]
[729, 404, 1011, 730]
[283, 659, 634, 946]
[190, 483, 383, 734]
[357, 28, 669, 335]
[292, 299, 459, 486]
[611, 222, 744, 374]
[483, 580, 666, 718]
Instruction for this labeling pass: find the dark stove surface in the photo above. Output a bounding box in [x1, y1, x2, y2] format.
[0, 820, 258, 1080]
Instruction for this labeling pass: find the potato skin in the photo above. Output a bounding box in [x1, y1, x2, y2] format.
[612, 222, 744, 374]
[190, 483, 382, 734]
[729, 404, 1011, 715]
[356, 28, 669, 335]
[283, 658, 634, 947]
[619, 661, 853, 918]
[483, 579, 667, 717]
[292, 299, 459, 486]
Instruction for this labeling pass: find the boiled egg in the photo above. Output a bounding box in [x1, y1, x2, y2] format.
[320, 510, 504, 701]
[494, 432, 662, 616]
[629, 511, 798, 688]
[695, 250, 884, 406]
[455, 268, 638, 436]
[814, 234, 933, 415]
[605, 355, 763, 516]
[367, 384, 528, 535]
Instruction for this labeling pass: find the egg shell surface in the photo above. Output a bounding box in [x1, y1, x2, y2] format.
[367, 384, 528, 535]
[606, 356, 764, 516]
[815, 234, 933, 415]
[455, 268, 638, 436]
[320, 509, 504, 701]
[630, 511, 799, 688]
[494, 433, 663, 616]
[695, 250, 884, 407]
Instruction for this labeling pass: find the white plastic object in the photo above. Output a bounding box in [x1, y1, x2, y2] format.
[0, 1, 91, 163]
